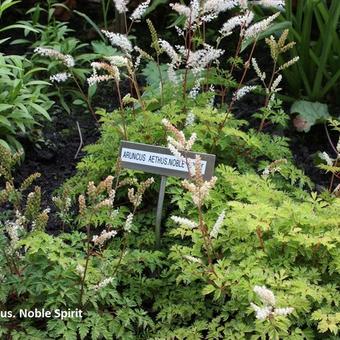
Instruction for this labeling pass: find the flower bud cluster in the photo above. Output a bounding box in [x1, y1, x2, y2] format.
[5, 210, 26, 250]
[50, 72, 71, 83]
[79, 176, 116, 214]
[101, 30, 133, 54]
[112, 0, 128, 14]
[244, 12, 280, 39]
[162, 119, 197, 156]
[210, 210, 225, 238]
[219, 10, 254, 37]
[92, 277, 114, 291]
[159, 40, 181, 66]
[128, 177, 154, 208]
[185, 111, 196, 127]
[261, 159, 287, 179]
[252, 58, 266, 81]
[130, 0, 150, 22]
[256, 0, 285, 9]
[124, 213, 134, 233]
[233, 85, 257, 101]
[34, 47, 75, 67]
[171, 216, 197, 229]
[186, 44, 223, 75]
[251, 285, 294, 320]
[182, 174, 217, 207]
[87, 62, 120, 86]
[76, 264, 85, 277]
[183, 255, 203, 264]
[92, 229, 117, 246]
[319, 152, 334, 166]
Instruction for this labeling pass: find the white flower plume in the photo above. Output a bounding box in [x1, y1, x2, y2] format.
[251, 285, 294, 321]
[171, 216, 197, 229]
[50, 72, 71, 83]
[233, 85, 257, 101]
[113, 0, 129, 14]
[210, 210, 225, 238]
[254, 285, 276, 306]
[101, 30, 133, 53]
[244, 12, 280, 39]
[130, 0, 150, 22]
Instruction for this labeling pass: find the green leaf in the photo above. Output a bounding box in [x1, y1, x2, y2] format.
[72, 99, 84, 105]
[29, 103, 51, 120]
[202, 284, 215, 296]
[0, 0, 20, 17]
[78, 323, 90, 340]
[91, 41, 121, 57]
[0, 139, 10, 150]
[0, 104, 13, 112]
[0, 24, 39, 33]
[0, 116, 12, 128]
[291, 100, 330, 132]
[0, 37, 10, 45]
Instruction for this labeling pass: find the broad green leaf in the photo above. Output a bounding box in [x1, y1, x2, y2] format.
[29, 103, 51, 120]
[291, 100, 330, 132]
[0, 115, 12, 128]
[0, 104, 13, 112]
[202, 284, 215, 295]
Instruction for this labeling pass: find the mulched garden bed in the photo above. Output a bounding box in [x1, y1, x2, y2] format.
[14, 107, 99, 232]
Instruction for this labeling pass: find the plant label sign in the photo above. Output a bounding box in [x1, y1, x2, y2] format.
[119, 140, 216, 248]
[119, 141, 216, 180]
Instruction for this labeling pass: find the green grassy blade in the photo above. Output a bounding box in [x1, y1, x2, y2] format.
[320, 69, 340, 97]
[73, 10, 105, 42]
[312, 0, 340, 98]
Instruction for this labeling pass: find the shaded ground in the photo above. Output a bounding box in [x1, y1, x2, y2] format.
[290, 124, 339, 190]
[235, 93, 339, 190]
[15, 107, 99, 231]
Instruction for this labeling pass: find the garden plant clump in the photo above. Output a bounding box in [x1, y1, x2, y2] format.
[0, 0, 340, 339]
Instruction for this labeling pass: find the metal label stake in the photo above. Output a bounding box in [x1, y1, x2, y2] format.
[119, 141, 216, 248]
[155, 176, 167, 248]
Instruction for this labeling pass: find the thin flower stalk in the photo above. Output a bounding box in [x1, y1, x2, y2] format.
[163, 121, 218, 272]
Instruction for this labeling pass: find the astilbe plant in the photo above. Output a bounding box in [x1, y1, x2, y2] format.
[0, 153, 158, 337]
[163, 119, 232, 290]
[42, 1, 340, 338]
[82, 0, 299, 159]
[33, 47, 97, 121]
[159, 119, 336, 339]
[157, 122, 340, 337]
[7, 0, 340, 338]
[0, 145, 49, 277]
[76, 172, 154, 306]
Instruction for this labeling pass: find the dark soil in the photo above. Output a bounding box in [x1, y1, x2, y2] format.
[234, 94, 340, 190]
[14, 107, 99, 232]
[289, 125, 338, 190]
